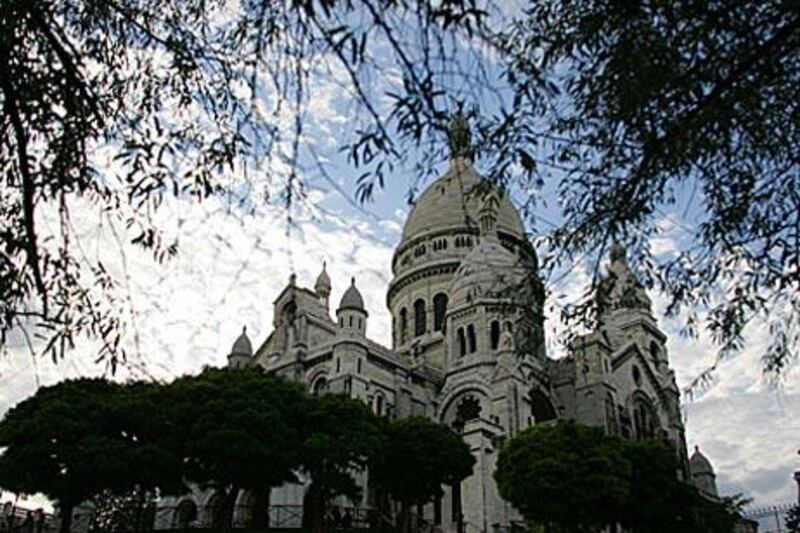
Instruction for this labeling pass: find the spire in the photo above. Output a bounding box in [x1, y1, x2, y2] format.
[448, 110, 472, 161]
[597, 242, 652, 314]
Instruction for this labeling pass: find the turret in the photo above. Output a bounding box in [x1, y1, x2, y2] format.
[314, 261, 331, 308]
[690, 445, 719, 498]
[336, 277, 367, 336]
[228, 326, 253, 369]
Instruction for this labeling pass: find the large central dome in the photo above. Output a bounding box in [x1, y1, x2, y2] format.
[386, 157, 537, 356]
[397, 158, 526, 255]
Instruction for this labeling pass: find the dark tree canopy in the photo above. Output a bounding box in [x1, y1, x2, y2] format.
[494, 421, 629, 532]
[0, 379, 182, 533]
[164, 367, 308, 526]
[370, 416, 474, 528]
[495, 421, 741, 533]
[299, 393, 384, 532]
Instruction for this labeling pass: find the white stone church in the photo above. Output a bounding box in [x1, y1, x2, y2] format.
[158, 120, 717, 532]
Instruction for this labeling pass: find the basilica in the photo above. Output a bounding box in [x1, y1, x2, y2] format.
[160, 120, 709, 532]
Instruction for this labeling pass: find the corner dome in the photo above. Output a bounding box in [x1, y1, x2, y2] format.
[338, 277, 366, 312]
[230, 327, 253, 356]
[399, 158, 526, 248]
[449, 234, 530, 311]
[690, 446, 715, 475]
[314, 262, 331, 294]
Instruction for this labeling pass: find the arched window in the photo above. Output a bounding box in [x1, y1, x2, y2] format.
[174, 500, 198, 529]
[649, 341, 661, 370]
[205, 493, 225, 528]
[311, 377, 327, 396]
[467, 324, 477, 353]
[605, 394, 618, 434]
[375, 394, 385, 416]
[530, 389, 557, 422]
[433, 293, 448, 332]
[457, 328, 466, 357]
[399, 307, 408, 343]
[414, 299, 427, 337]
[490, 320, 500, 350]
[633, 398, 658, 440]
[632, 365, 642, 386]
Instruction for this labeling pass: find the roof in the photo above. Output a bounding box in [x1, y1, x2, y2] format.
[399, 158, 526, 247]
[338, 277, 365, 312]
[690, 446, 715, 476]
[448, 232, 531, 310]
[230, 327, 253, 357]
[314, 262, 331, 294]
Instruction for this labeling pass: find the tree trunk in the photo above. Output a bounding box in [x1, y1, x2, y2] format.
[221, 486, 239, 533]
[58, 503, 73, 533]
[251, 488, 270, 528]
[303, 484, 327, 533]
[399, 501, 411, 533]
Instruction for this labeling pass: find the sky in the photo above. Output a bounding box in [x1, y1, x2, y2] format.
[1, 4, 799, 519]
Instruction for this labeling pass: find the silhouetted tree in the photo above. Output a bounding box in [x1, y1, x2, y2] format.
[164, 368, 308, 530]
[495, 421, 741, 533]
[494, 421, 629, 532]
[0, 379, 182, 533]
[299, 394, 384, 533]
[786, 504, 800, 532]
[370, 417, 474, 533]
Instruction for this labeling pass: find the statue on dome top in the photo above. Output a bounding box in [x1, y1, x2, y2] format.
[448, 110, 473, 160]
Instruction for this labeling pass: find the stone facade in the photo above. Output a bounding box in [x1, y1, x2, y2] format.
[160, 147, 704, 531]
[203, 152, 695, 532]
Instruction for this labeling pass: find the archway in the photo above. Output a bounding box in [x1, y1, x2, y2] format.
[173, 500, 197, 529]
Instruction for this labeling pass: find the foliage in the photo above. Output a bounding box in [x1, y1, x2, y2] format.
[0, 379, 181, 533]
[0, 0, 488, 370]
[495, 421, 741, 532]
[620, 438, 738, 533]
[163, 367, 308, 528]
[370, 416, 473, 531]
[299, 393, 384, 532]
[787, 504, 800, 532]
[494, 421, 629, 532]
[484, 1, 800, 382]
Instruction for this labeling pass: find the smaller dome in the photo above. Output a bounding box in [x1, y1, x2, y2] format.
[690, 446, 715, 476]
[315, 262, 331, 295]
[230, 326, 253, 356]
[338, 277, 366, 312]
[449, 233, 530, 311]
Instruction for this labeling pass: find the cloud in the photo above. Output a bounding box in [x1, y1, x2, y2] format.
[1, 159, 798, 515]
